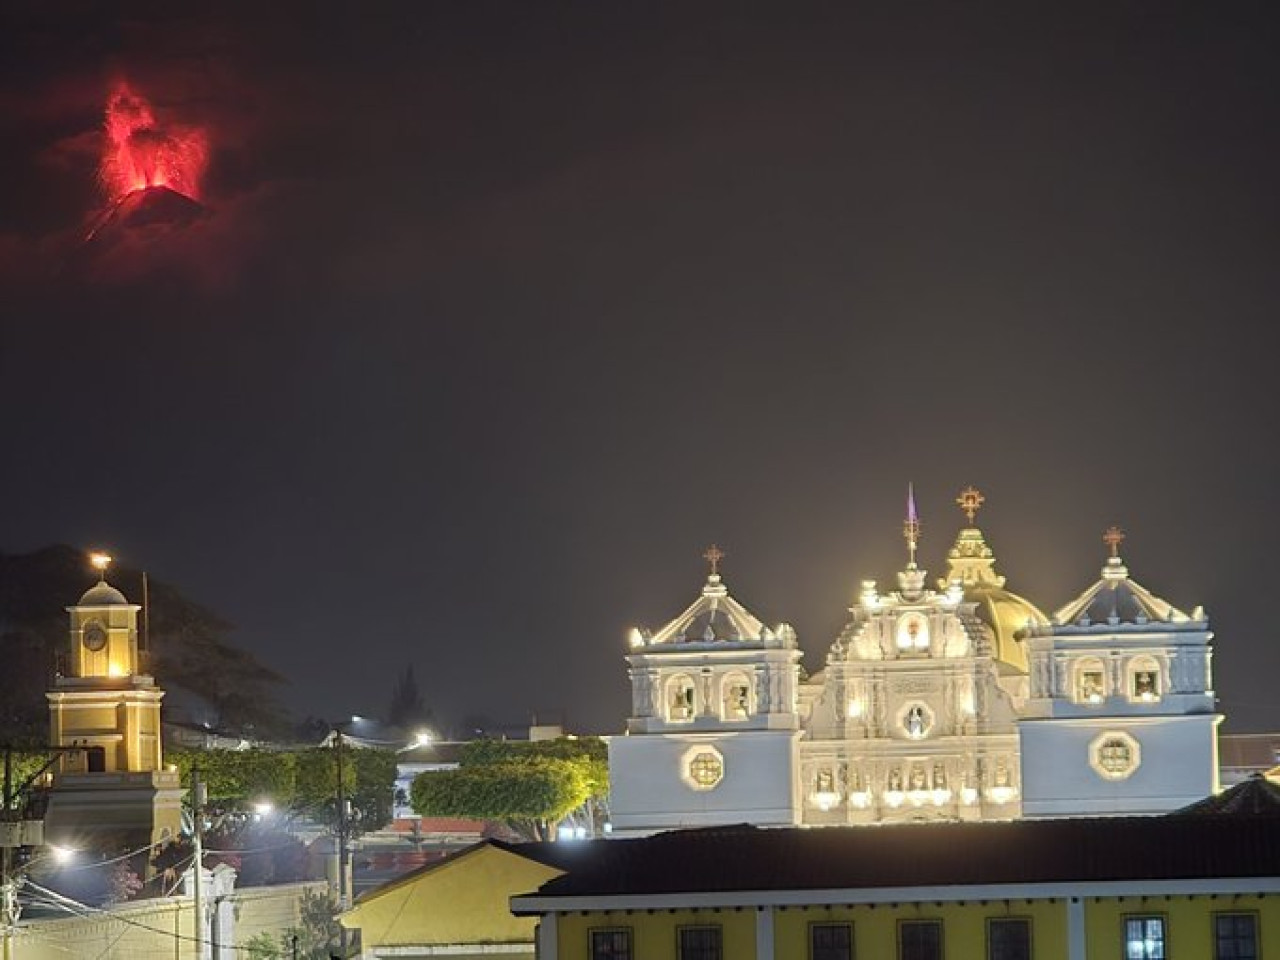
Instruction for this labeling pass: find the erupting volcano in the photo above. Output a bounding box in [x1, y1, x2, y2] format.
[87, 82, 210, 241]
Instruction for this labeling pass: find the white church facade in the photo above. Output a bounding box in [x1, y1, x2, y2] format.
[608, 489, 1221, 835]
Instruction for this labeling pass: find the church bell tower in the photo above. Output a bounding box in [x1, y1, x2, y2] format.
[44, 553, 183, 850]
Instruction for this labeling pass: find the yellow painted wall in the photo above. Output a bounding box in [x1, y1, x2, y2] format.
[1086, 893, 1280, 957]
[558, 909, 755, 960]
[343, 844, 564, 949]
[558, 900, 1068, 959]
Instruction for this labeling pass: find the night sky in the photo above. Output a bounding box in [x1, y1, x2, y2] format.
[3, 4, 1280, 735]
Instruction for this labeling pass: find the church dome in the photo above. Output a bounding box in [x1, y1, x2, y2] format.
[644, 572, 795, 649]
[78, 580, 129, 606]
[1051, 554, 1196, 628]
[941, 525, 1047, 673]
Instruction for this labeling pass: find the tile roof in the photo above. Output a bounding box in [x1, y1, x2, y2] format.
[1172, 774, 1280, 817]
[516, 816, 1280, 899]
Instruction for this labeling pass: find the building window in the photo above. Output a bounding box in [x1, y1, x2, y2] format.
[1129, 657, 1161, 702]
[811, 922, 852, 960]
[900, 920, 942, 960]
[590, 928, 632, 960]
[1090, 730, 1141, 781]
[1124, 915, 1166, 960]
[1076, 660, 1105, 703]
[668, 675, 695, 721]
[1214, 913, 1258, 960]
[685, 750, 724, 790]
[678, 925, 721, 960]
[988, 918, 1031, 960]
[722, 675, 751, 720]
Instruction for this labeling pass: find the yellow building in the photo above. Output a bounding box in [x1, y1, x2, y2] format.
[340, 840, 569, 959]
[43, 562, 182, 850]
[511, 782, 1280, 960]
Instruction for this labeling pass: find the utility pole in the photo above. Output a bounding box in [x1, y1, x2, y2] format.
[2, 747, 13, 960]
[333, 724, 350, 958]
[191, 768, 206, 960]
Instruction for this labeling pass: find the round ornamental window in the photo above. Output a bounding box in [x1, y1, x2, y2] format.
[1090, 731, 1141, 781]
[687, 751, 724, 790]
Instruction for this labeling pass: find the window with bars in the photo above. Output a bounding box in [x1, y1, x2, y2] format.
[900, 920, 942, 960]
[1215, 913, 1258, 960]
[1125, 915, 1166, 960]
[988, 918, 1031, 960]
[811, 922, 853, 960]
[589, 928, 632, 960]
[678, 925, 721, 960]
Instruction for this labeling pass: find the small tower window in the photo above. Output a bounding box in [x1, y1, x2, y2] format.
[721, 674, 752, 720]
[668, 676, 695, 722]
[1075, 659, 1106, 704]
[86, 746, 107, 773]
[1129, 657, 1161, 703]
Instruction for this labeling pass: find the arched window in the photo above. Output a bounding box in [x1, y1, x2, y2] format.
[667, 674, 695, 722]
[1128, 655, 1162, 703]
[1074, 657, 1106, 704]
[720, 673, 752, 720]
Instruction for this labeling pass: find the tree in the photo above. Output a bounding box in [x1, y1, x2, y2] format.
[387, 663, 430, 729]
[411, 737, 610, 840]
[0, 545, 286, 737]
[167, 744, 398, 833]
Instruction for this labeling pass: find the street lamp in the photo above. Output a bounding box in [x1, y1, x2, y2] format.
[2, 845, 76, 960]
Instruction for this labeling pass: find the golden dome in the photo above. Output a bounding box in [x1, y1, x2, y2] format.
[941, 526, 1047, 672]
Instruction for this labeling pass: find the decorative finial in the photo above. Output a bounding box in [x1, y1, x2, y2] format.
[89, 552, 113, 582]
[956, 485, 984, 525]
[903, 483, 921, 565]
[702, 544, 725, 577]
[1103, 526, 1125, 558]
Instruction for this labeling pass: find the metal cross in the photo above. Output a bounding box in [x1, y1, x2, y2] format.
[1103, 526, 1125, 557]
[956, 486, 985, 524]
[703, 544, 725, 576]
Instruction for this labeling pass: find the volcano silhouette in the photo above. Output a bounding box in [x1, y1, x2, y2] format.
[86, 185, 209, 242]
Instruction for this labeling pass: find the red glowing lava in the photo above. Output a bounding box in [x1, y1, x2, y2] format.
[99, 82, 207, 202]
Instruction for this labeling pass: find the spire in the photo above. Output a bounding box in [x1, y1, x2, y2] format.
[903, 483, 921, 567]
[943, 486, 1006, 588]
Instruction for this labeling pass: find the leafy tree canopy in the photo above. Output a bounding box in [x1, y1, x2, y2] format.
[411, 736, 609, 840]
[168, 745, 398, 833]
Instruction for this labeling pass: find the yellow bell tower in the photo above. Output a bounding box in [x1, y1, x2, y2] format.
[44, 553, 182, 850]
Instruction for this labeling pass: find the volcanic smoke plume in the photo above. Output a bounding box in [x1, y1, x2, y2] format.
[99, 82, 208, 201]
[86, 82, 211, 245]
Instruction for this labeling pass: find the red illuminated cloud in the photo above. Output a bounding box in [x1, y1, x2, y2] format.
[99, 82, 208, 202]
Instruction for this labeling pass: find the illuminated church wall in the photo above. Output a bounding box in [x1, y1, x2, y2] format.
[608, 491, 1221, 836]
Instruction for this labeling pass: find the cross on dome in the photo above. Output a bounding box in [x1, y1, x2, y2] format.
[1103, 526, 1125, 558]
[89, 551, 113, 582]
[956, 486, 985, 525]
[703, 544, 725, 577]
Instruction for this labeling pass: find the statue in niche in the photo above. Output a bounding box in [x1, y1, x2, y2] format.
[670, 682, 693, 720]
[725, 682, 750, 719]
[932, 763, 947, 789]
[887, 768, 903, 792]
[994, 759, 1011, 788]
[905, 704, 927, 738]
[909, 766, 927, 790]
[816, 769, 834, 793]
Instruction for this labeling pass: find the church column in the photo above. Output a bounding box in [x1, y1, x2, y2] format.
[755, 906, 775, 960]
